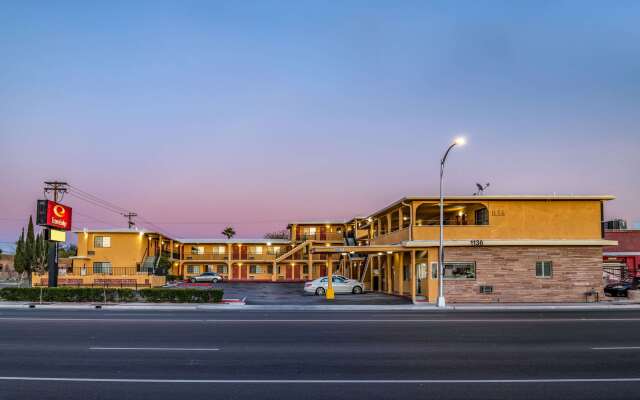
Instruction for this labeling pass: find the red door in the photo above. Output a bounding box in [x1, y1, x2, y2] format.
[241, 246, 248, 259]
[233, 246, 240, 259]
[320, 227, 326, 240]
[286, 265, 293, 280]
[232, 265, 239, 280]
[241, 265, 248, 279]
[296, 226, 301, 241]
[294, 265, 301, 280]
[319, 265, 327, 277]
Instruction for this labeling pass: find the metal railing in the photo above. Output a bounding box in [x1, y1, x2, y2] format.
[295, 233, 344, 241]
[183, 253, 228, 261]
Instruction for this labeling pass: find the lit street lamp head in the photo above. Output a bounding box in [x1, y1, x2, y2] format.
[454, 137, 466, 146]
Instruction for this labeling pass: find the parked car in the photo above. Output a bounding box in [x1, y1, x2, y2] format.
[304, 275, 364, 295]
[604, 281, 633, 297]
[190, 272, 223, 283]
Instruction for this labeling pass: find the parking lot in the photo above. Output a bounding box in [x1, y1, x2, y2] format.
[206, 282, 411, 305]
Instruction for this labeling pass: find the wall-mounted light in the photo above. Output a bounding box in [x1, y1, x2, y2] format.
[377, 252, 383, 256]
[266, 242, 272, 246]
[386, 251, 393, 254]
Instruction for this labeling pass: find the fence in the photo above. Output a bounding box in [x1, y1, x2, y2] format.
[32, 266, 166, 288]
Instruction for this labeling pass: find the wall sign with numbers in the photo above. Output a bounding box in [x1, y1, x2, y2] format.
[470, 240, 484, 247]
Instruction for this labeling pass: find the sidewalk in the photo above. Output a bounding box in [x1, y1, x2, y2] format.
[1, 300, 640, 311]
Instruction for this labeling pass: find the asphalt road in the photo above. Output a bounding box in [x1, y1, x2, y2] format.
[1, 309, 640, 399]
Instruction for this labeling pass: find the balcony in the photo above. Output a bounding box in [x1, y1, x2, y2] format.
[184, 253, 228, 261]
[295, 232, 344, 242]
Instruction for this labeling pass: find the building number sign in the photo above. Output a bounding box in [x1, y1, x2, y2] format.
[470, 240, 484, 247]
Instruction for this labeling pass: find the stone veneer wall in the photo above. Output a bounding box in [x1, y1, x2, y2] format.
[444, 246, 602, 303]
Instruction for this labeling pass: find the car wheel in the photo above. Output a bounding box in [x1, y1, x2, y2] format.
[212, 278, 219, 283]
[352, 286, 363, 295]
[316, 287, 325, 296]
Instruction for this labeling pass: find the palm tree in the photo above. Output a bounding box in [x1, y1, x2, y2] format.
[221, 226, 236, 239]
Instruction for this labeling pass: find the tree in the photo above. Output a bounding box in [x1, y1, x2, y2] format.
[14, 229, 25, 274]
[264, 230, 290, 240]
[58, 244, 77, 258]
[155, 256, 172, 276]
[221, 226, 236, 239]
[24, 216, 35, 272]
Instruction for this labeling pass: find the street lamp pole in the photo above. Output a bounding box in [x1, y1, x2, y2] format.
[437, 137, 465, 308]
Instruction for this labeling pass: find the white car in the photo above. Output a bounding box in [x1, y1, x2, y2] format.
[304, 275, 364, 295]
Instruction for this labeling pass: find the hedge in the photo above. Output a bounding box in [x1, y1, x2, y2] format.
[0, 287, 223, 303]
[139, 288, 223, 303]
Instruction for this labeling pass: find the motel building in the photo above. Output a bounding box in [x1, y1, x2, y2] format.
[34, 194, 617, 304]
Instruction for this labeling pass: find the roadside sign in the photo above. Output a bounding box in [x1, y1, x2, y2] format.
[44, 228, 66, 242]
[36, 199, 72, 231]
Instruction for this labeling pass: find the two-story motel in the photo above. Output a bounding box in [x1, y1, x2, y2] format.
[45, 194, 616, 303]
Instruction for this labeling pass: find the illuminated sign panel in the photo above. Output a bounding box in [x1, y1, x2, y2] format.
[36, 200, 72, 231]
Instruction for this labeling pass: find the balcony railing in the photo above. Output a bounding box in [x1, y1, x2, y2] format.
[296, 233, 344, 241]
[184, 253, 228, 260]
[415, 219, 488, 226]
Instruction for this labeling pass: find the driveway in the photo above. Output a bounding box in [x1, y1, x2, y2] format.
[209, 282, 411, 305]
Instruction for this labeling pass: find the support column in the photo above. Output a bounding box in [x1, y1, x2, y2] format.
[307, 243, 312, 280]
[410, 250, 416, 304]
[227, 243, 232, 280]
[398, 252, 404, 296]
[271, 261, 277, 282]
[386, 253, 392, 294]
[326, 254, 334, 300]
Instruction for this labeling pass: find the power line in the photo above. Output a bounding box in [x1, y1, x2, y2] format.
[67, 184, 129, 213]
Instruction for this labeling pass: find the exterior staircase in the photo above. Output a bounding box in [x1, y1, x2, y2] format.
[141, 256, 157, 273]
[275, 240, 311, 263]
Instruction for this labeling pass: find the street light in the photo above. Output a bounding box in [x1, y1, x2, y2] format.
[437, 136, 466, 308]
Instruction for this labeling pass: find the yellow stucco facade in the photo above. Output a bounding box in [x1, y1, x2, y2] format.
[47, 195, 615, 302]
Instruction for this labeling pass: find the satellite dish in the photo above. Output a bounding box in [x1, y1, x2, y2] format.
[474, 182, 490, 195]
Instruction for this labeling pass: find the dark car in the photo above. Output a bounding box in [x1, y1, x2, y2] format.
[604, 282, 633, 297]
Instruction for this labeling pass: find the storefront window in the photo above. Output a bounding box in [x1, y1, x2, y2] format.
[444, 262, 476, 280]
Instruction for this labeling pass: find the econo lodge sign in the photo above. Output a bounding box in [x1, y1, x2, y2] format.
[37, 200, 72, 231]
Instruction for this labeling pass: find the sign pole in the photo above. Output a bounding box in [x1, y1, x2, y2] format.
[43, 181, 68, 288]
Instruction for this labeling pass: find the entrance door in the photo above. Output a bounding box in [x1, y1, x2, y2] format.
[286, 265, 293, 280]
[416, 263, 428, 298]
[319, 265, 327, 277]
[232, 265, 240, 280]
[294, 265, 301, 280]
[240, 265, 248, 279]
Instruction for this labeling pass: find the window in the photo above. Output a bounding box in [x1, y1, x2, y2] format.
[187, 265, 200, 274]
[475, 208, 489, 225]
[403, 265, 410, 281]
[250, 265, 261, 274]
[254, 246, 263, 255]
[217, 265, 227, 274]
[214, 246, 225, 254]
[191, 246, 204, 255]
[267, 265, 273, 274]
[94, 236, 111, 248]
[536, 261, 552, 278]
[93, 262, 112, 274]
[204, 265, 213, 272]
[444, 262, 476, 280]
[268, 246, 281, 255]
[303, 265, 309, 274]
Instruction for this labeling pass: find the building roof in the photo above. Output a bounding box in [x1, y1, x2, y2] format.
[176, 238, 290, 245]
[367, 195, 616, 218]
[286, 220, 348, 227]
[72, 228, 158, 234]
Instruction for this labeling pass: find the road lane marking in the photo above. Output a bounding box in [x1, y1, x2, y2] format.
[2, 317, 640, 323]
[89, 347, 219, 351]
[592, 347, 640, 350]
[1, 377, 640, 384]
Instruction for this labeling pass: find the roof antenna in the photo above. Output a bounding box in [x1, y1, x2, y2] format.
[474, 182, 490, 196]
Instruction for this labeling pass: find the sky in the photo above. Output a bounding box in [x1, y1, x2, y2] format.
[1, 0, 639, 250]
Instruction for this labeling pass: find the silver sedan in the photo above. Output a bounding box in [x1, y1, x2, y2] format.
[304, 275, 364, 295]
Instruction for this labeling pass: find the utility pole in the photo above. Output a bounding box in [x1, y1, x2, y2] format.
[44, 181, 68, 288]
[123, 212, 138, 229]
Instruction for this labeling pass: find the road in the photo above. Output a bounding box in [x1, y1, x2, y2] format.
[1, 309, 640, 399]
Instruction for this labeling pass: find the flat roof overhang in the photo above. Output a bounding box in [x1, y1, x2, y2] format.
[312, 239, 618, 253]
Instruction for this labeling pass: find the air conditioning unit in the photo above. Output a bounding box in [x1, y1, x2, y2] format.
[479, 285, 493, 294]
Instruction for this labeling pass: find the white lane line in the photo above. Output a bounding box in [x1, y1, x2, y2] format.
[2, 317, 640, 323]
[592, 347, 640, 350]
[89, 347, 219, 351]
[1, 377, 640, 384]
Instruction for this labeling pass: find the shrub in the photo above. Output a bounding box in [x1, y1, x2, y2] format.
[139, 288, 223, 303]
[0, 287, 223, 303]
[0, 287, 135, 302]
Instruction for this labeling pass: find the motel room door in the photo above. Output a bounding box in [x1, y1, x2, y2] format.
[232, 265, 240, 280]
[293, 265, 301, 280]
[240, 265, 248, 280]
[416, 262, 428, 299]
[285, 265, 293, 280]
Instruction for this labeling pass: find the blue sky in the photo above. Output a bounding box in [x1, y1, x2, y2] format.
[1, 0, 639, 249]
